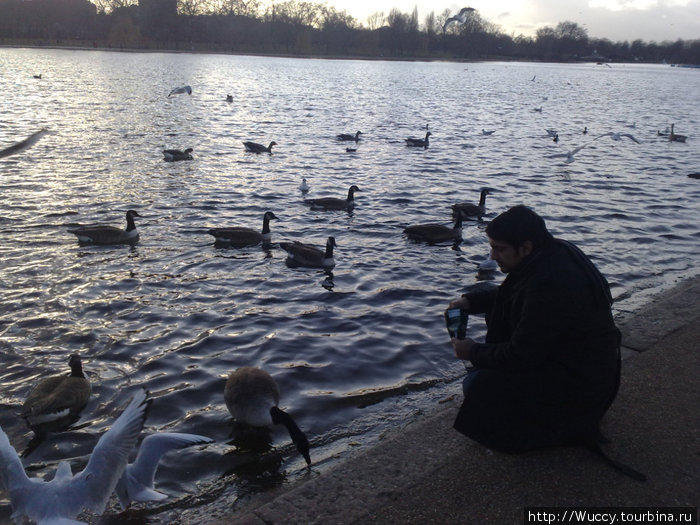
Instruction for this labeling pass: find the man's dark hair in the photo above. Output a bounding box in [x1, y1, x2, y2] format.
[486, 205, 554, 249]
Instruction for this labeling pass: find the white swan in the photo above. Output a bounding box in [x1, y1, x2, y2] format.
[0, 389, 150, 525]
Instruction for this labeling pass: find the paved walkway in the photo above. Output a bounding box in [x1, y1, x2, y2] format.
[192, 277, 700, 524]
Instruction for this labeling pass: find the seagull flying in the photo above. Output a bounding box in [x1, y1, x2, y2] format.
[443, 7, 475, 31]
[0, 389, 150, 525]
[168, 85, 192, 97]
[546, 143, 591, 164]
[0, 129, 48, 159]
[594, 132, 640, 144]
[115, 432, 213, 510]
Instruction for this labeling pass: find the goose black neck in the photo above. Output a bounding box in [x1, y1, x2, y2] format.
[347, 188, 356, 201]
[262, 214, 272, 234]
[126, 213, 137, 232]
[69, 357, 85, 378]
[325, 242, 335, 258]
[270, 406, 311, 465]
[479, 190, 488, 207]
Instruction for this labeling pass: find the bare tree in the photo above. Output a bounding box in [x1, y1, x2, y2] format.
[366, 11, 385, 30]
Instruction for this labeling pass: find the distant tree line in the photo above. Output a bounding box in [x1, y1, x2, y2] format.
[1, 0, 698, 64]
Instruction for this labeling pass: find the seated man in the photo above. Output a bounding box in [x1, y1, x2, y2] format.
[449, 205, 620, 452]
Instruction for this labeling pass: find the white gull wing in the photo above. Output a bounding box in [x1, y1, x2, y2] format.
[0, 128, 48, 159]
[116, 432, 213, 509]
[0, 389, 149, 525]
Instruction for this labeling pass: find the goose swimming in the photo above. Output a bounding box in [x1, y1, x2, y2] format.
[207, 211, 278, 247]
[225, 367, 311, 465]
[115, 432, 214, 509]
[280, 236, 337, 268]
[226, 94, 233, 103]
[305, 185, 360, 211]
[405, 132, 431, 148]
[452, 188, 491, 220]
[404, 214, 463, 243]
[0, 389, 150, 525]
[243, 141, 277, 154]
[337, 131, 362, 142]
[0, 128, 48, 159]
[68, 210, 141, 245]
[163, 148, 193, 162]
[168, 85, 192, 97]
[481, 129, 495, 136]
[669, 123, 687, 143]
[22, 354, 91, 434]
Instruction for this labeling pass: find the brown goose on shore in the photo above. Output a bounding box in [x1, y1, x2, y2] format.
[225, 367, 311, 465]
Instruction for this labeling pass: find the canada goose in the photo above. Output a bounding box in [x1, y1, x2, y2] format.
[452, 188, 491, 220]
[168, 85, 192, 97]
[0, 128, 48, 159]
[243, 141, 277, 154]
[67, 210, 141, 245]
[404, 214, 463, 243]
[280, 236, 337, 268]
[22, 354, 91, 433]
[0, 389, 150, 525]
[337, 131, 362, 141]
[115, 432, 214, 509]
[346, 147, 357, 153]
[583, 126, 588, 135]
[594, 131, 640, 144]
[553, 134, 559, 143]
[33, 74, 42, 79]
[162, 148, 193, 161]
[405, 132, 431, 148]
[481, 129, 495, 135]
[226, 94, 233, 103]
[669, 124, 687, 143]
[299, 178, 310, 192]
[305, 185, 360, 211]
[225, 367, 311, 465]
[207, 211, 278, 247]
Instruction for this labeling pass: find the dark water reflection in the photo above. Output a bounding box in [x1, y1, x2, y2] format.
[1, 50, 699, 522]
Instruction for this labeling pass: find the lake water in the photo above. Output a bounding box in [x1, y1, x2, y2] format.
[1, 48, 699, 523]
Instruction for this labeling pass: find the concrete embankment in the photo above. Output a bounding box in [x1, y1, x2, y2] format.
[182, 276, 699, 525]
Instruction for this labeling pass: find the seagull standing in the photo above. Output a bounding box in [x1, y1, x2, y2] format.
[0, 389, 150, 525]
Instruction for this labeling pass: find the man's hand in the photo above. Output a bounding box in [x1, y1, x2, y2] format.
[451, 337, 476, 361]
[449, 296, 470, 310]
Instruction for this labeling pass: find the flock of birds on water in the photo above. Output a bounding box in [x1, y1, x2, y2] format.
[1, 76, 697, 524]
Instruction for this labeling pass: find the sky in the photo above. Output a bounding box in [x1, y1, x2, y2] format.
[323, 0, 700, 42]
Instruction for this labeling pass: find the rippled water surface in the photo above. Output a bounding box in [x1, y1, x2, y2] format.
[1, 49, 699, 522]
